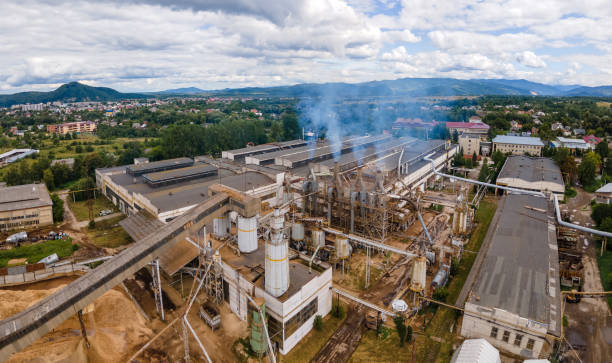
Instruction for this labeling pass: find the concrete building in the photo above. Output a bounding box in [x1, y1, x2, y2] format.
[446, 121, 490, 139]
[47, 121, 96, 135]
[461, 194, 560, 359]
[595, 183, 612, 204]
[492, 135, 544, 156]
[0, 184, 53, 231]
[0, 149, 38, 166]
[458, 134, 481, 156]
[217, 239, 332, 354]
[496, 156, 564, 196]
[96, 157, 278, 222]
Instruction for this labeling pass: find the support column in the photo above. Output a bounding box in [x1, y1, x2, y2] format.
[151, 258, 165, 321]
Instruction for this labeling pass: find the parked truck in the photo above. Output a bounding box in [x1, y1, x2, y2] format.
[199, 302, 221, 330]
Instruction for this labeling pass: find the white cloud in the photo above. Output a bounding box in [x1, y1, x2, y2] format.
[0, 0, 611, 92]
[516, 51, 547, 68]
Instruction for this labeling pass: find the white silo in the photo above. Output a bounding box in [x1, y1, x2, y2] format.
[213, 214, 230, 238]
[265, 209, 289, 297]
[291, 222, 305, 242]
[237, 216, 258, 253]
[312, 229, 325, 247]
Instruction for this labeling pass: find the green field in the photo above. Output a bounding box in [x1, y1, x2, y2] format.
[67, 195, 117, 221]
[0, 238, 77, 267]
[85, 215, 132, 248]
[38, 135, 151, 160]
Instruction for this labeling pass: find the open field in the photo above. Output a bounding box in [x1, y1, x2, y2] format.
[84, 216, 132, 248]
[0, 238, 77, 267]
[38, 135, 152, 160]
[67, 195, 117, 221]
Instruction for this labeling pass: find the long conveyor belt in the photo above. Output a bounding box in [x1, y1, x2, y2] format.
[0, 186, 259, 361]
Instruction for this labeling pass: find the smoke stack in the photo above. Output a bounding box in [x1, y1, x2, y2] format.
[265, 209, 289, 297]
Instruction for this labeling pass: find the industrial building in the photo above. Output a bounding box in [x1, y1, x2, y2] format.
[550, 137, 590, 151]
[496, 156, 565, 196]
[492, 135, 544, 156]
[446, 121, 490, 139]
[96, 158, 278, 221]
[0, 149, 38, 166]
[461, 194, 560, 359]
[0, 183, 53, 231]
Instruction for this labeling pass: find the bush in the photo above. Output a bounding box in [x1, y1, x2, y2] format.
[433, 287, 450, 302]
[331, 302, 345, 319]
[88, 220, 96, 229]
[313, 315, 323, 331]
[51, 193, 64, 223]
[393, 315, 407, 347]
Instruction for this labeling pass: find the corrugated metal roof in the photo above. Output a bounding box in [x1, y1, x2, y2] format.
[0, 184, 52, 212]
[596, 183, 612, 193]
[492, 135, 544, 146]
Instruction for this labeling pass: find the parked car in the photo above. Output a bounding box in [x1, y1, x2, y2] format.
[99, 209, 113, 216]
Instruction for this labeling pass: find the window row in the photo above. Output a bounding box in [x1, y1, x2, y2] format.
[490, 326, 535, 350]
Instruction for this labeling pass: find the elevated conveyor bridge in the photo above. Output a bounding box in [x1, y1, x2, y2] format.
[0, 184, 260, 360]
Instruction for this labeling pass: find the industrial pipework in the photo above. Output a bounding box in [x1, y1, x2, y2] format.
[424, 153, 612, 238]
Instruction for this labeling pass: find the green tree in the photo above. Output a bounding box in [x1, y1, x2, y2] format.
[478, 158, 490, 182]
[281, 111, 300, 140]
[50, 193, 64, 222]
[43, 168, 54, 190]
[596, 140, 609, 160]
[600, 217, 612, 232]
[579, 152, 601, 186]
[393, 315, 407, 347]
[433, 287, 450, 302]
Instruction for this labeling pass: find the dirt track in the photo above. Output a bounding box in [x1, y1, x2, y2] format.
[312, 307, 364, 363]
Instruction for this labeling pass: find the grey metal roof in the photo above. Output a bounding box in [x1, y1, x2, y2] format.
[126, 157, 193, 175]
[469, 194, 553, 323]
[317, 137, 418, 171]
[596, 183, 612, 193]
[492, 135, 544, 146]
[497, 156, 564, 185]
[223, 139, 308, 159]
[0, 184, 52, 212]
[246, 140, 330, 165]
[143, 163, 218, 183]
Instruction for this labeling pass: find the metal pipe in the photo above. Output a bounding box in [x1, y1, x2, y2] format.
[184, 316, 213, 363]
[309, 245, 322, 273]
[553, 194, 612, 237]
[423, 153, 545, 197]
[424, 153, 612, 238]
[323, 228, 416, 257]
[417, 211, 434, 245]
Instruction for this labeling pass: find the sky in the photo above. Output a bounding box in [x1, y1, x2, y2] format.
[1, 0, 611, 93]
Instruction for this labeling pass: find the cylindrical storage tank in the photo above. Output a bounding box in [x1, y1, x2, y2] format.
[237, 216, 258, 253]
[335, 237, 350, 259]
[312, 229, 325, 247]
[431, 267, 448, 289]
[265, 211, 289, 297]
[291, 222, 304, 242]
[213, 214, 229, 238]
[250, 303, 267, 355]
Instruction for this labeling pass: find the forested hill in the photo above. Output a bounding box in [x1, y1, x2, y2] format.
[0, 82, 146, 107]
[212, 78, 612, 98]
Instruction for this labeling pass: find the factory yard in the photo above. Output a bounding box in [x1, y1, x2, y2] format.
[1, 136, 611, 363]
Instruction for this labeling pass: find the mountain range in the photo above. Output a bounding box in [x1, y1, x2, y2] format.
[1, 78, 611, 107]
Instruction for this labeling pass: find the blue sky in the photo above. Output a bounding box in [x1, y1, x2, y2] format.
[0, 0, 610, 93]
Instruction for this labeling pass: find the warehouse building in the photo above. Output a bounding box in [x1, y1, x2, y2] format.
[492, 135, 544, 156]
[0, 184, 53, 231]
[496, 156, 564, 196]
[96, 157, 278, 222]
[461, 194, 560, 359]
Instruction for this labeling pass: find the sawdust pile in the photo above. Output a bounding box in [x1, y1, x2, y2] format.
[1, 281, 153, 363]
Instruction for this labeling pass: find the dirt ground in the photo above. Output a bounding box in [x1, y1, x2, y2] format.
[560, 188, 612, 363]
[1, 277, 153, 363]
